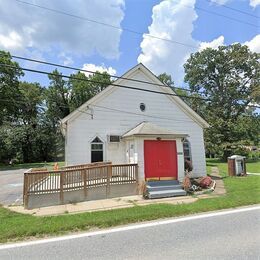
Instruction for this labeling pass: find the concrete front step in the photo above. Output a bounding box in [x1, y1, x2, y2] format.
[145, 180, 186, 199]
[147, 180, 180, 187]
[148, 189, 187, 199]
[146, 184, 183, 192]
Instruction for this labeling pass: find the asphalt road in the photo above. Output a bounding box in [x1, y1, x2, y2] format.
[0, 206, 259, 260]
[0, 169, 25, 205]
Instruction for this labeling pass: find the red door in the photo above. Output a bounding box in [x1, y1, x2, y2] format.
[144, 140, 178, 180]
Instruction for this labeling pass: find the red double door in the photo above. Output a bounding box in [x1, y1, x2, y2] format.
[144, 140, 178, 180]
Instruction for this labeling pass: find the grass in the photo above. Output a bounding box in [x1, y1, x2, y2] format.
[246, 161, 260, 173]
[0, 159, 259, 243]
[0, 161, 65, 171]
[206, 158, 260, 176]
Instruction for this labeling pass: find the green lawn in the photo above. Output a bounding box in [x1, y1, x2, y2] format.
[246, 161, 260, 173]
[0, 161, 65, 171]
[0, 159, 259, 243]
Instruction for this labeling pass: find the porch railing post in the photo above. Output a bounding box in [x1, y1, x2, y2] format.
[135, 164, 138, 182]
[106, 165, 112, 197]
[23, 173, 29, 209]
[60, 171, 64, 204]
[83, 169, 87, 198]
[135, 164, 139, 193]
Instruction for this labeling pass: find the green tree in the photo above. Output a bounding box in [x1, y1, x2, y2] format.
[69, 71, 111, 111]
[88, 72, 111, 94]
[45, 70, 111, 122]
[45, 69, 71, 123]
[184, 43, 260, 160]
[0, 51, 24, 123]
[0, 82, 43, 162]
[158, 73, 174, 87]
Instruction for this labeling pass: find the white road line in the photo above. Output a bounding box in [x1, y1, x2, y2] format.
[0, 205, 259, 250]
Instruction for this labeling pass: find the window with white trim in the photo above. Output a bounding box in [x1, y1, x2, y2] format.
[183, 139, 192, 162]
[91, 137, 103, 162]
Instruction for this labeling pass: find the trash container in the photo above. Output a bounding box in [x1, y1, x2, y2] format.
[228, 155, 246, 176]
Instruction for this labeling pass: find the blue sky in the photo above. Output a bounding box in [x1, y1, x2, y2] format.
[0, 0, 259, 86]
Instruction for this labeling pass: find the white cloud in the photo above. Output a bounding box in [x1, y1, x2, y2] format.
[0, 0, 125, 59]
[199, 36, 225, 51]
[249, 0, 260, 8]
[0, 31, 24, 50]
[244, 34, 260, 53]
[81, 63, 116, 77]
[137, 0, 259, 85]
[210, 0, 230, 4]
[138, 0, 199, 84]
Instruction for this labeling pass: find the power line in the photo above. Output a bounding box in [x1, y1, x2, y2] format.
[91, 104, 260, 123]
[13, 0, 197, 49]
[0, 98, 200, 124]
[0, 98, 94, 117]
[193, 4, 259, 28]
[205, 0, 260, 19]
[1, 96, 258, 127]
[7, 54, 192, 93]
[90, 104, 198, 123]
[0, 63, 211, 102]
[1, 63, 259, 109]
[13, 0, 258, 56]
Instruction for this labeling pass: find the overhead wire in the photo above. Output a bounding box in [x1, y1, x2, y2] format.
[205, 0, 260, 19]
[0, 98, 199, 124]
[0, 63, 211, 101]
[0, 95, 258, 127]
[6, 54, 192, 93]
[0, 98, 94, 117]
[13, 0, 259, 57]
[89, 104, 197, 123]
[13, 0, 197, 49]
[0, 64, 258, 125]
[192, 4, 259, 28]
[1, 63, 259, 109]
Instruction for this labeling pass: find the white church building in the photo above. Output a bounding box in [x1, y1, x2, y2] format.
[61, 64, 209, 183]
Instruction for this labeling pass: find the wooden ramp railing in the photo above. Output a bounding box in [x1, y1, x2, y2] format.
[23, 163, 138, 209]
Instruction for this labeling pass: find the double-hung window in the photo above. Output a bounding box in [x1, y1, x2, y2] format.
[91, 137, 103, 162]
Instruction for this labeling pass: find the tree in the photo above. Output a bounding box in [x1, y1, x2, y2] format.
[16, 82, 43, 162]
[45, 69, 71, 123]
[0, 59, 113, 163]
[69, 71, 111, 111]
[0, 50, 24, 123]
[158, 73, 174, 87]
[45, 70, 111, 122]
[88, 71, 111, 94]
[0, 82, 42, 162]
[184, 43, 260, 160]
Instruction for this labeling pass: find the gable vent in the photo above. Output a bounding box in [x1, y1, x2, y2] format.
[108, 135, 121, 143]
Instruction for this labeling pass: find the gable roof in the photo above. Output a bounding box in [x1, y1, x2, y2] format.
[61, 63, 209, 128]
[122, 122, 188, 138]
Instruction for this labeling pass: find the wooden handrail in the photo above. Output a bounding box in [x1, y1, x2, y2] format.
[23, 162, 138, 208]
[27, 163, 138, 175]
[63, 161, 112, 170]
